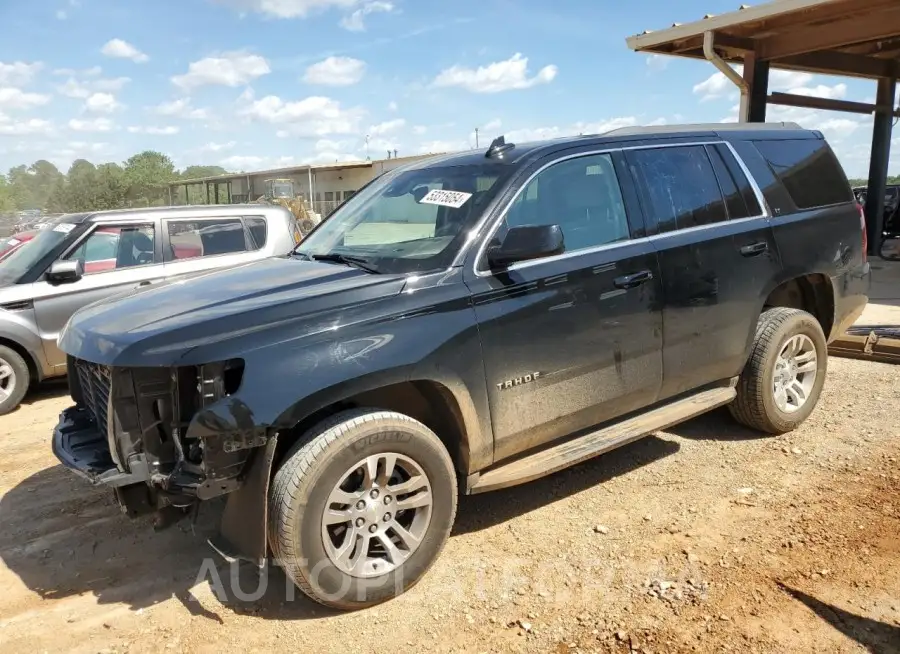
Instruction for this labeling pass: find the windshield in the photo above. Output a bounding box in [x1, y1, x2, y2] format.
[296, 163, 512, 274]
[0, 222, 76, 285]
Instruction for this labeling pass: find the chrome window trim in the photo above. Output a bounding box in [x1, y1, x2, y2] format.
[471, 140, 770, 278]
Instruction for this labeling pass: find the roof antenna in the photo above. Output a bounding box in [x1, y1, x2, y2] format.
[486, 135, 515, 159]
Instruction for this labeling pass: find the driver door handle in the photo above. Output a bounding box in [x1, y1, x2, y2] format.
[613, 270, 653, 290]
[740, 241, 768, 257]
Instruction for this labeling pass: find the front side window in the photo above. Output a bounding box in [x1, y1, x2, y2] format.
[65, 225, 155, 274]
[502, 153, 630, 252]
[167, 218, 247, 260]
[296, 163, 513, 274]
[630, 145, 728, 233]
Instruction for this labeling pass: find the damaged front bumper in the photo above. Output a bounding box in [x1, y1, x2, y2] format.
[51, 358, 269, 521]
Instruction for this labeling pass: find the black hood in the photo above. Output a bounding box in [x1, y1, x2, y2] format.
[60, 256, 407, 367]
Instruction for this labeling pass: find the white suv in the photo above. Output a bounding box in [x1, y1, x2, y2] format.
[0, 204, 301, 414]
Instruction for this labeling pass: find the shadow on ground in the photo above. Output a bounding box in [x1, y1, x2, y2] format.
[778, 583, 900, 654]
[1, 434, 682, 621]
[663, 406, 772, 442]
[20, 379, 70, 407]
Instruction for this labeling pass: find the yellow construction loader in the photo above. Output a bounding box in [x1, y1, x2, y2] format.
[255, 178, 320, 237]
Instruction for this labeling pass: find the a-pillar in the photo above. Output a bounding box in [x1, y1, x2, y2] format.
[742, 53, 769, 122]
[864, 77, 896, 257]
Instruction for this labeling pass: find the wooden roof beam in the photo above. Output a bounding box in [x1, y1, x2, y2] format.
[776, 50, 898, 79]
[758, 7, 900, 60]
[769, 91, 900, 116]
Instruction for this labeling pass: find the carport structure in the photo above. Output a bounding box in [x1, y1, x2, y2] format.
[626, 0, 900, 256]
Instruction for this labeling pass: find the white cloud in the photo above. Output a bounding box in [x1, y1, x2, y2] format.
[303, 56, 366, 86]
[84, 92, 121, 113]
[154, 98, 210, 120]
[60, 141, 110, 157]
[505, 116, 639, 143]
[646, 54, 669, 71]
[53, 66, 101, 76]
[785, 83, 847, 100]
[101, 39, 149, 63]
[483, 118, 502, 131]
[221, 154, 265, 170]
[197, 141, 237, 152]
[172, 52, 270, 89]
[417, 139, 469, 154]
[58, 76, 130, 99]
[433, 53, 557, 93]
[56, 9, 67, 19]
[369, 118, 404, 135]
[0, 116, 53, 136]
[388, 100, 398, 112]
[694, 66, 816, 101]
[340, 1, 393, 31]
[0, 61, 43, 86]
[0, 87, 51, 110]
[127, 125, 179, 135]
[239, 94, 363, 136]
[412, 125, 427, 135]
[68, 117, 115, 132]
[214, 0, 358, 19]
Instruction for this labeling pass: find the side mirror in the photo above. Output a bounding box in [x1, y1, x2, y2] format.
[487, 224, 565, 269]
[46, 259, 84, 285]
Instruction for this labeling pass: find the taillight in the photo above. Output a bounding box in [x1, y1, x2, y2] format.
[858, 203, 868, 263]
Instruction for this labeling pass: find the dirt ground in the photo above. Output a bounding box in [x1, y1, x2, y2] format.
[1, 358, 899, 654]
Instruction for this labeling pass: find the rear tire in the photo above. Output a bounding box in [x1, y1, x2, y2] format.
[729, 307, 827, 434]
[0, 345, 30, 416]
[268, 409, 457, 609]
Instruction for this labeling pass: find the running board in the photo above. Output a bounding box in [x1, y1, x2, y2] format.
[469, 386, 737, 494]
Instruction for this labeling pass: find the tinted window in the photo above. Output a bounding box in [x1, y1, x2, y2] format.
[707, 146, 750, 220]
[245, 216, 267, 250]
[754, 138, 852, 209]
[167, 218, 247, 260]
[66, 225, 155, 274]
[630, 146, 728, 232]
[504, 153, 629, 252]
[713, 144, 762, 217]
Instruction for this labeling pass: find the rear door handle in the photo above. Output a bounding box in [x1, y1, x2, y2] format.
[613, 270, 653, 290]
[739, 241, 768, 257]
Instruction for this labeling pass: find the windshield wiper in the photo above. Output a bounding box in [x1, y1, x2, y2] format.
[309, 253, 381, 273]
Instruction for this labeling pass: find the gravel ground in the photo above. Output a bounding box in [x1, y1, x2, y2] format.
[1, 357, 898, 654]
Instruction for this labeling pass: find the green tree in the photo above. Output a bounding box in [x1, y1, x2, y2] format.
[123, 151, 176, 207]
[180, 165, 228, 204]
[0, 175, 16, 212]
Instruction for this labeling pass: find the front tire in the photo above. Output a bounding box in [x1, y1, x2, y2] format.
[268, 409, 457, 609]
[729, 307, 827, 434]
[0, 345, 30, 415]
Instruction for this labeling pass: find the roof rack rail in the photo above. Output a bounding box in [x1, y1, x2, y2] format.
[602, 122, 803, 137]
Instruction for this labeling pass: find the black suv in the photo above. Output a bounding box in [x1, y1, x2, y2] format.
[53, 123, 869, 609]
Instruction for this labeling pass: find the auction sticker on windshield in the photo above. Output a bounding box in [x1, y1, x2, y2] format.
[419, 189, 472, 209]
[53, 223, 76, 234]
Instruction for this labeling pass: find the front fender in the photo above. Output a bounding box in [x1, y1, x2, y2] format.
[0, 308, 51, 380]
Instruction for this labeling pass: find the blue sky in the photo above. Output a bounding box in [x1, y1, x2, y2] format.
[0, 0, 896, 178]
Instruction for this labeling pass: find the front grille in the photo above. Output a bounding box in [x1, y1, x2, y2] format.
[76, 360, 112, 433]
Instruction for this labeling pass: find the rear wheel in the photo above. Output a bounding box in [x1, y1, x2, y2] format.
[268, 409, 457, 609]
[0, 345, 30, 415]
[729, 307, 827, 434]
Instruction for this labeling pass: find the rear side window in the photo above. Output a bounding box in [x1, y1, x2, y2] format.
[753, 139, 852, 209]
[245, 216, 267, 250]
[167, 218, 247, 260]
[629, 145, 728, 233]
